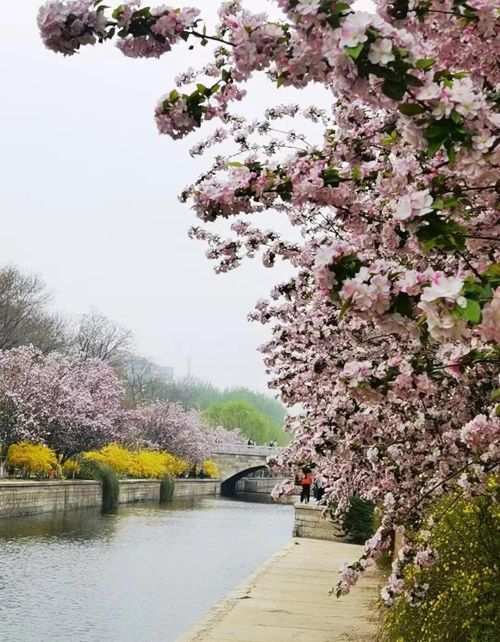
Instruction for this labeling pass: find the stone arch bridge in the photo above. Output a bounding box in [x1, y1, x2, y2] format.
[210, 445, 283, 497]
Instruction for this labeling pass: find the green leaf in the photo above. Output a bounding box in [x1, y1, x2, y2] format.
[432, 198, 445, 210]
[416, 213, 467, 252]
[426, 139, 443, 157]
[398, 103, 426, 116]
[227, 161, 243, 168]
[482, 263, 500, 287]
[461, 299, 481, 324]
[425, 121, 451, 139]
[276, 179, 293, 202]
[491, 388, 500, 402]
[338, 297, 352, 320]
[393, 46, 409, 58]
[391, 292, 413, 318]
[345, 43, 365, 60]
[381, 79, 406, 101]
[333, 256, 364, 282]
[405, 74, 424, 87]
[381, 130, 398, 145]
[415, 58, 435, 70]
[333, 2, 351, 11]
[322, 168, 340, 188]
[446, 143, 457, 164]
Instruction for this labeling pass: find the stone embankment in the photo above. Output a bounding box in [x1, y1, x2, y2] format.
[0, 478, 218, 517]
[177, 537, 379, 642]
[294, 503, 349, 541]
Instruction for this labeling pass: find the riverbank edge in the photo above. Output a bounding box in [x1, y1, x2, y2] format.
[176, 537, 380, 642]
[0, 478, 219, 517]
[176, 539, 294, 642]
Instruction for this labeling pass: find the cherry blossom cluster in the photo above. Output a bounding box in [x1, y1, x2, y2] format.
[124, 401, 213, 463]
[38, 1, 201, 57]
[0, 346, 124, 459]
[37, 0, 108, 55]
[0, 346, 243, 464]
[39, 0, 499, 606]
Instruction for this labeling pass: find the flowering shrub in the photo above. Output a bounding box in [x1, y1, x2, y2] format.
[38, 0, 500, 607]
[161, 452, 190, 477]
[61, 458, 80, 477]
[381, 486, 500, 641]
[84, 444, 138, 476]
[124, 402, 212, 463]
[83, 444, 189, 478]
[134, 449, 170, 478]
[0, 346, 123, 459]
[7, 441, 57, 477]
[200, 459, 219, 479]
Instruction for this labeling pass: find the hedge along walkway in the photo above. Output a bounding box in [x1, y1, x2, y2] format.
[177, 537, 380, 642]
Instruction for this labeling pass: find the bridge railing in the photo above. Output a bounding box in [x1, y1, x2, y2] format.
[211, 445, 282, 457]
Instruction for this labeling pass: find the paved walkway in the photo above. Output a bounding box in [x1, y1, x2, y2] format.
[177, 538, 380, 642]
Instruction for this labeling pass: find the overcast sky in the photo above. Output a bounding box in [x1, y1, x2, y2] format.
[2, 0, 372, 393]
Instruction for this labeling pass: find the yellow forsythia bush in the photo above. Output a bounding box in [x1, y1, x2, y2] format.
[7, 441, 57, 476]
[84, 444, 139, 476]
[201, 460, 219, 478]
[61, 458, 80, 477]
[163, 452, 190, 478]
[135, 450, 169, 478]
[381, 483, 500, 642]
[84, 444, 189, 479]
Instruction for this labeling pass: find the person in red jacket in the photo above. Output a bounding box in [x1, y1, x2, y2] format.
[299, 470, 313, 504]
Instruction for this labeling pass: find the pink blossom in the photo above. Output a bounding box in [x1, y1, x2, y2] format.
[460, 414, 500, 452]
[37, 0, 106, 55]
[394, 189, 434, 222]
[339, 12, 373, 48]
[368, 38, 394, 65]
[477, 288, 500, 343]
[420, 275, 464, 303]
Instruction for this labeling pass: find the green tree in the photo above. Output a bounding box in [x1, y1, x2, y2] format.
[215, 388, 286, 425]
[202, 399, 288, 446]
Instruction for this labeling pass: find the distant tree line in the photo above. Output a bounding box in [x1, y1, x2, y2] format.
[0, 265, 287, 445]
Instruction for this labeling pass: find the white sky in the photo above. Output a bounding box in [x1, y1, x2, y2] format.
[1, 0, 373, 392]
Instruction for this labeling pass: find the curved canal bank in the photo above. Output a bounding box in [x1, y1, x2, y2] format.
[0, 498, 292, 642]
[178, 537, 380, 642]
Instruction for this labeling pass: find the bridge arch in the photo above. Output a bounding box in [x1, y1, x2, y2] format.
[210, 445, 281, 498]
[220, 465, 267, 497]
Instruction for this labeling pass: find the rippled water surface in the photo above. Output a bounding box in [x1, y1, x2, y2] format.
[0, 498, 292, 642]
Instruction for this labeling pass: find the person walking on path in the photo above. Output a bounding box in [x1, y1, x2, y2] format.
[313, 474, 325, 503]
[299, 470, 313, 503]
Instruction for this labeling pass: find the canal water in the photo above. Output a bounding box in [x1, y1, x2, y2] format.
[0, 498, 293, 642]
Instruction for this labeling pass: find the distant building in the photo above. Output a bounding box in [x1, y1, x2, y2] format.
[153, 364, 174, 382]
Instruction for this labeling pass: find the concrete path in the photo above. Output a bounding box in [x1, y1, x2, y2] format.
[177, 538, 380, 642]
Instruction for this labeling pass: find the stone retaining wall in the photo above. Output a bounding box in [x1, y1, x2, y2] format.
[0, 480, 102, 517]
[118, 479, 161, 504]
[293, 504, 348, 542]
[173, 479, 218, 499]
[235, 477, 277, 495]
[0, 479, 219, 518]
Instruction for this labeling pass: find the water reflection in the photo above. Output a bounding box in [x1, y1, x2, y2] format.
[0, 498, 292, 642]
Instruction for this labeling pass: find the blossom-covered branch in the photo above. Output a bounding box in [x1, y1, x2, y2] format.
[38, 0, 500, 606]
